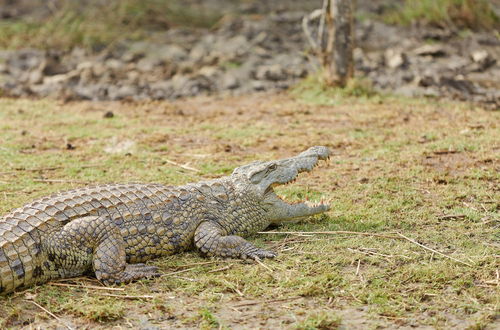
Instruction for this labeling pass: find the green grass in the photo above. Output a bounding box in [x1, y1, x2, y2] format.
[0, 94, 498, 328]
[290, 73, 378, 106]
[0, 0, 222, 50]
[383, 0, 499, 30]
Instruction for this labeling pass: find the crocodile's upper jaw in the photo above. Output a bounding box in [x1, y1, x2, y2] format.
[232, 146, 331, 223]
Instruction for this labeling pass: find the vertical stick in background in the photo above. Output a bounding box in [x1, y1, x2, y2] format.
[324, 0, 354, 87]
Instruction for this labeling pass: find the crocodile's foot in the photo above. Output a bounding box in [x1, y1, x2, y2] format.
[239, 244, 277, 260]
[99, 263, 161, 285]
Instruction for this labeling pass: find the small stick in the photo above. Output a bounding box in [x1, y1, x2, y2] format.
[162, 267, 198, 277]
[259, 231, 403, 240]
[254, 257, 274, 273]
[171, 275, 198, 282]
[302, 9, 324, 51]
[33, 179, 92, 184]
[347, 248, 396, 259]
[230, 307, 241, 313]
[94, 293, 154, 299]
[207, 265, 233, 273]
[355, 259, 361, 276]
[164, 159, 200, 172]
[0, 166, 62, 175]
[27, 300, 74, 330]
[233, 287, 244, 297]
[397, 233, 473, 267]
[438, 214, 466, 220]
[0, 164, 103, 175]
[48, 282, 124, 291]
[54, 276, 102, 284]
[233, 297, 301, 307]
[349, 292, 363, 303]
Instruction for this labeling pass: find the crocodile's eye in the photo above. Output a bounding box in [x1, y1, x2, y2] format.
[268, 164, 277, 171]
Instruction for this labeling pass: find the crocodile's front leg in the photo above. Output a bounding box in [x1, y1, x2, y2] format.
[45, 216, 160, 284]
[194, 221, 276, 259]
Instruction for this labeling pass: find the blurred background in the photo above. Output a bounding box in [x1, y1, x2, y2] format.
[0, 0, 498, 107]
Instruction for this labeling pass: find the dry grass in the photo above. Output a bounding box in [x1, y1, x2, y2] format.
[0, 92, 499, 328]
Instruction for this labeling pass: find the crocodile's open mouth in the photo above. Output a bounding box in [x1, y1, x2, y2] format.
[263, 154, 331, 219]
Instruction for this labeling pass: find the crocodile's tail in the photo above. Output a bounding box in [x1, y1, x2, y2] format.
[0, 246, 10, 294]
[0, 234, 42, 295]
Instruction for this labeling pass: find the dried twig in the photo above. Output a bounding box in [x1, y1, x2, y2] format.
[259, 231, 403, 240]
[171, 275, 198, 282]
[0, 164, 103, 176]
[233, 297, 301, 307]
[164, 159, 200, 172]
[438, 214, 466, 220]
[348, 247, 410, 260]
[397, 233, 473, 267]
[254, 257, 274, 273]
[33, 179, 92, 184]
[0, 166, 62, 175]
[94, 293, 154, 299]
[207, 265, 233, 273]
[48, 282, 125, 291]
[27, 300, 74, 330]
[302, 8, 324, 51]
[162, 267, 198, 277]
[355, 259, 361, 276]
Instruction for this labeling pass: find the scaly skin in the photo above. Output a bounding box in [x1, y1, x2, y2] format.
[0, 146, 331, 294]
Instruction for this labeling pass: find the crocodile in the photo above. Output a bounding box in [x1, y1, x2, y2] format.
[0, 146, 331, 294]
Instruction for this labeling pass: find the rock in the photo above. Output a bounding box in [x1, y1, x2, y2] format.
[215, 35, 249, 59]
[416, 75, 435, 87]
[255, 64, 286, 81]
[42, 70, 80, 85]
[414, 44, 447, 57]
[170, 74, 213, 98]
[137, 57, 162, 72]
[42, 52, 69, 76]
[471, 50, 489, 63]
[91, 63, 107, 77]
[155, 44, 187, 62]
[73, 83, 106, 100]
[198, 66, 219, 79]
[105, 59, 124, 70]
[150, 80, 174, 99]
[385, 49, 407, 68]
[440, 77, 475, 94]
[28, 70, 43, 84]
[446, 55, 469, 71]
[221, 72, 240, 89]
[251, 80, 266, 91]
[423, 87, 440, 97]
[107, 85, 138, 100]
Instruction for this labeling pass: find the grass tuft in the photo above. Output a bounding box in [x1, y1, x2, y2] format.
[291, 73, 378, 105]
[295, 312, 342, 330]
[383, 0, 499, 30]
